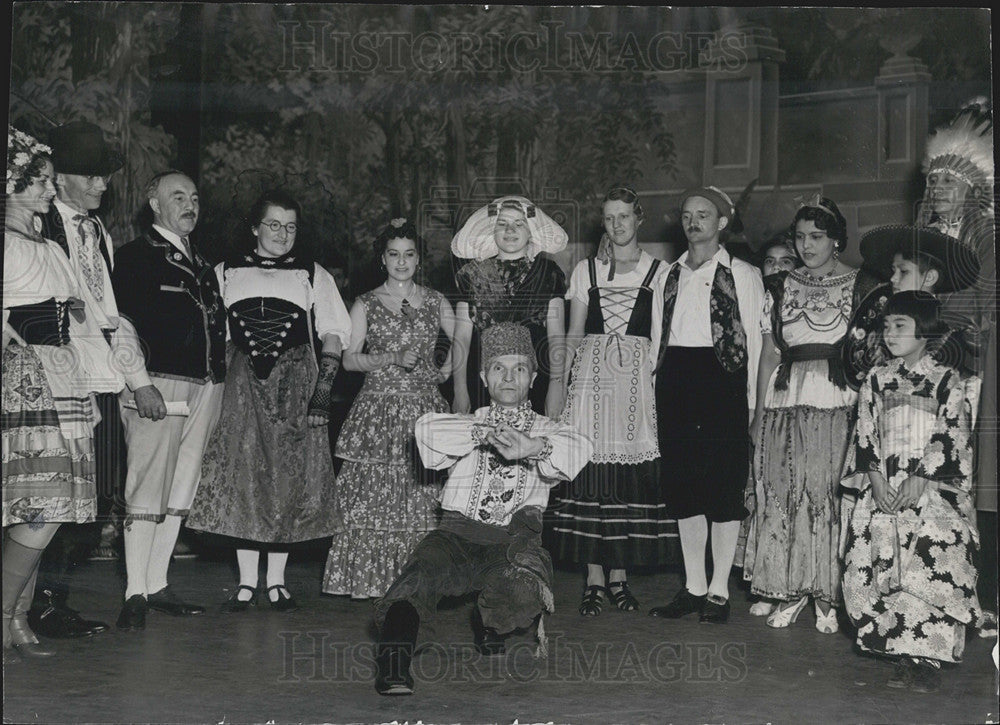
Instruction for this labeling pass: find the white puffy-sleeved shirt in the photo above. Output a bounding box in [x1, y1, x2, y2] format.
[3, 230, 125, 394]
[215, 261, 351, 349]
[415, 403, 593, 528]
[566, 250, 670, 359]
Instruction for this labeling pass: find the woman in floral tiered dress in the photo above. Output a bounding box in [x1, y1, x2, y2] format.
[322, 219, 455, 598]
[744, 197, 858, 632]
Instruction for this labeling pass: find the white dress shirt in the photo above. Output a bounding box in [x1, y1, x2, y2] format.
[664, 245, 765, 412]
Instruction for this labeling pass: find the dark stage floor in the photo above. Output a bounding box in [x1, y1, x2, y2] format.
[3, 556, 997, 724]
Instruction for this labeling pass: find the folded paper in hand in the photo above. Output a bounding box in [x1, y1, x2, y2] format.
[122, 400, 190, 416]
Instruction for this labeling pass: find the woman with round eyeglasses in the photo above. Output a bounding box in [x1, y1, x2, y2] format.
[188, 189, 351, 613]
[322, 218, 456, 599]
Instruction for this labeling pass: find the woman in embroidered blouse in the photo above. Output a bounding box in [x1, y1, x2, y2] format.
[3, 128, 123, 658]
[743, 196, 858, 631]
[322, 219, 456, 599]
[188, 190, 351, 612]
[549, 186, 679, 616]
[842, 291, 983, 693]
[452, 196, 568, 417]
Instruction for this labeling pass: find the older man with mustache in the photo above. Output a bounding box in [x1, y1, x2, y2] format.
[109, 170, 227, 631]
[649, 187, 765, 624]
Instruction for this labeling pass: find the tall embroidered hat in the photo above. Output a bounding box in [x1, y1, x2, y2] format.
[452, 195, 569, 260]
[480, 322, 537, 371]
[922, 98, 993, 212]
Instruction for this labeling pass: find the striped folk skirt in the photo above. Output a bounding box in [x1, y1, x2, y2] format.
[548, 333, 680, 568]
[2, 343, 96, 526]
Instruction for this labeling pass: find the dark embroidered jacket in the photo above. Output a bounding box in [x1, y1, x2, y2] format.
[110, 228, 226, 383]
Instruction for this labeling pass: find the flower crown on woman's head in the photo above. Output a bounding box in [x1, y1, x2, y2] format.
[7, 126, 52, 194]
[390, 217, 407, 228]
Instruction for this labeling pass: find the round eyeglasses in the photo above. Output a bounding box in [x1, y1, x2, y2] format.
[260, 220, 298, 234]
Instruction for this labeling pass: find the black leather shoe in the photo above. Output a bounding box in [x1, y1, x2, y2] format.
[375, 601, 419, 696]
[699, 595, 730, 624]
[375, 643, 415, 695]
[221, 585, 258, 613]
[887, 660, 914, 689]
[472, 608, 506, 656]
[266, 585, 299, 613]
[147, 586, 205, 616]
[116, 595, 147, 631]
[911, 663, 941, 693]
[29, 598, 110, 638]
[649, 589, 707, 618]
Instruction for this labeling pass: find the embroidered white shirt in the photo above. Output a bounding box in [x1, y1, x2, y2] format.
[415, 404, 592, 528]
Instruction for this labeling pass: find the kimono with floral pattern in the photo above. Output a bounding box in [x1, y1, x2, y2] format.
[842, 355, 983, 663]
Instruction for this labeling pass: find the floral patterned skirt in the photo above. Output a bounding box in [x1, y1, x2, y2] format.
[843, 487, 981, 662]
[187, 345, 341, 543]
[2, 344, 96, 526]
[322, 385, 448, 598]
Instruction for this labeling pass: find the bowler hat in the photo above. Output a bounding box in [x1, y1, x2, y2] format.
[48, 121, 124, 177]
[859, 224, 980, 294]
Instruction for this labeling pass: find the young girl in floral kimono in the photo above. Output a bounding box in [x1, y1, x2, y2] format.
[842, 291, 983, 694]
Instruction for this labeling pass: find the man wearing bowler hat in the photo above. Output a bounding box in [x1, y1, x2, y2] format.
[28, 121, 143, 639]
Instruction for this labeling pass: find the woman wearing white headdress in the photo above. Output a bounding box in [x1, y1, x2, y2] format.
[451, 196, 568, 418]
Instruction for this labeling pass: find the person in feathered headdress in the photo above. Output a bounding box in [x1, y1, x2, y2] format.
[920, 98, 997, 621]
[919, 97, 994, 235]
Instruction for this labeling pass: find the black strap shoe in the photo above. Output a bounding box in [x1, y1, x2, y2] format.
[698, 595, 730, 624]
[649, 589, 707, 618]
[116, 595, 147, 631]
[147, 585, 205, 616]
[221, 585, 258, 613]
[266, 585, 299, 613]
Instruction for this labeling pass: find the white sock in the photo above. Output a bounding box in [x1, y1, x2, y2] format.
[708, 520, 740, 601]
[677, 516, 709, 596]
[266, 552, 289, 600]
[146, 515, 183, 595]
[123, 520, 156, 599]
[235, 549, 259, 600]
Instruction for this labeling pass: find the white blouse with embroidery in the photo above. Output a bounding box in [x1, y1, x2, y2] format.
[415, 404, 593, 528]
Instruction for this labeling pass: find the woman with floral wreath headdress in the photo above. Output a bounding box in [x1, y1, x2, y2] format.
[322, 218, 456, 598]
[3, 127, 124, 659]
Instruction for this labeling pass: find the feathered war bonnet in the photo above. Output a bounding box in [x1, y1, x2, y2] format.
[923, 98, 994, 213]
